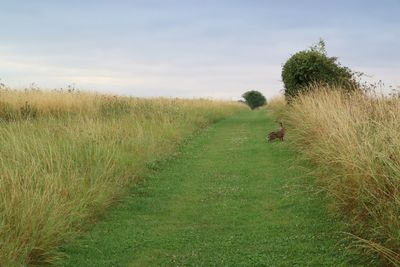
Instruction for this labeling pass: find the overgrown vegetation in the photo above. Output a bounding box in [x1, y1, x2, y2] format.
[0, 88, 245, 266]
[268, 86, 400, 266]
[281, 40, 356, 100]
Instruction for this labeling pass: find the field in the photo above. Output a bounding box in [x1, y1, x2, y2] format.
[60, 110, 359, 266]
[0, 89, 245, 266]
[268, 85, 400, 265]
[2, 86, 396, 266]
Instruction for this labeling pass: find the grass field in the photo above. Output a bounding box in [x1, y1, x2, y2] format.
[59, 110, 367, 266]
[269, 86, 400, 265]
[2, 87, 390, 266]
[0, 89, 245, 266]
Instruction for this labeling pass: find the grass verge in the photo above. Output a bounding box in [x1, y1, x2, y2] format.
[268, 85, 400, 265]
[0, 88, 245, 266]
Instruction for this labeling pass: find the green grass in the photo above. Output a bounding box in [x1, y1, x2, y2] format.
[59, 110, 370, 266]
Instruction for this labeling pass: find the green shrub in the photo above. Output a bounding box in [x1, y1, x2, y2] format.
[282, 40, 355, 99]
[242, 90, 266, 109]
[20, 101, 38, 120]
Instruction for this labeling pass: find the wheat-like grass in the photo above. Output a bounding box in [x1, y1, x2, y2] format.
[0, 88, 246, 266]
[269, 85, 400, 265]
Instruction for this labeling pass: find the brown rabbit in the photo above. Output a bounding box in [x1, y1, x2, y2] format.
[267, 122, 285, 142]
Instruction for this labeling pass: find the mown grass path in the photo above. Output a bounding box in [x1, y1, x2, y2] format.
[60, 110, 361, 266]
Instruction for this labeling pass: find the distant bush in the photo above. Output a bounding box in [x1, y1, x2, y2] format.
[282, 40, 356, 100]
[242, 90, 267, 109]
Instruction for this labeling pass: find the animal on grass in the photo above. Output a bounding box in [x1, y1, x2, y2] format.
[267, 122, 285, 142]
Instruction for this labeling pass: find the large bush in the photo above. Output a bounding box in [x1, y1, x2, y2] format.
[242, 90, 267, 109]
[282, 40, 355, 99]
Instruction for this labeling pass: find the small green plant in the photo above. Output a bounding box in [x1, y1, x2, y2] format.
[241, 90, 267, 109]
[20, 101, 38, 120]
[282, 39, 356, 100]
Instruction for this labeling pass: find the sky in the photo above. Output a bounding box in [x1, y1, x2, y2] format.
[0, 0, 399, 100]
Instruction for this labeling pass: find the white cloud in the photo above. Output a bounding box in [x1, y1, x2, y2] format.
[0, 1, 398, 100]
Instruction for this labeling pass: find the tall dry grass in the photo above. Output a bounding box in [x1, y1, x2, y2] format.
[265, 95, 286, 118]
[269, 85, 400, 265]
[0, 88, 246, 266]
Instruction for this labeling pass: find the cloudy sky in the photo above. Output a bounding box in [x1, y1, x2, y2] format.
[0, 0, 399, 99]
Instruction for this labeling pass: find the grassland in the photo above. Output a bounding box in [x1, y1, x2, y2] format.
[268, 86, 400, 265]
[59, 110, 362, 266]
[0, 89, 245, 266]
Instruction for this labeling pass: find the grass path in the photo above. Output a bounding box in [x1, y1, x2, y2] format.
[60, 110, 363, 266]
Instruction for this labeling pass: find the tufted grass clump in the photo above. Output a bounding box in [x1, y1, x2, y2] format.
[0, 88, 246, 266]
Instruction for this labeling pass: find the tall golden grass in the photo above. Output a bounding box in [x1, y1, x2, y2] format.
[0, 88, 246, 266]
[268, 85, 400, 265]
